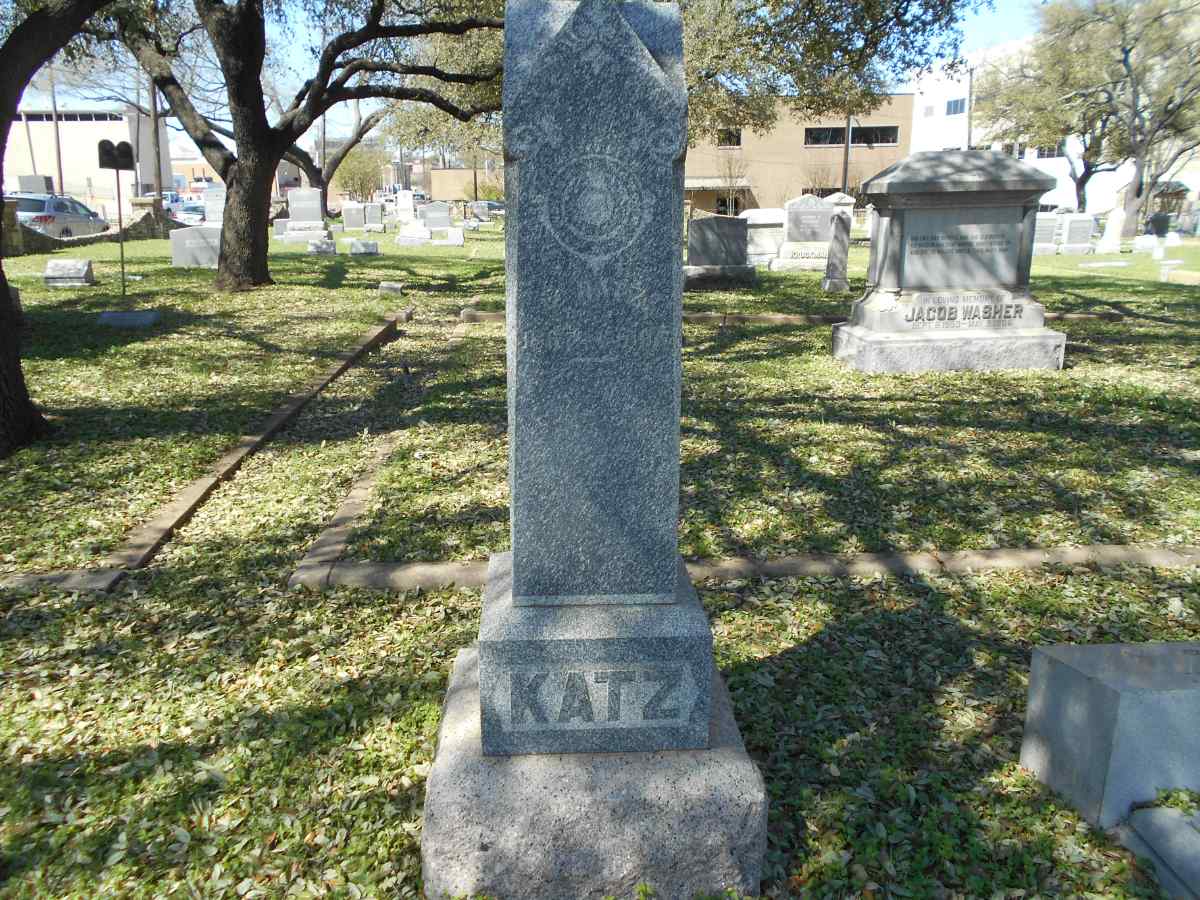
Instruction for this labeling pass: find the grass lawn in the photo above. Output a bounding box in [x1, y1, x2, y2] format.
[1, 229, 1198, 897]
[0, 230, 503, 577]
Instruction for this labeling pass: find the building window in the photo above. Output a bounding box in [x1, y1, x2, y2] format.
[716, 196, 743, 215]
[716, 129, 741, 148]
[850, 125, 899, 146]
[804, 126, 846, 146]
[1036, 141, 1066, 158]
[924, 105, 935, 118]
[946, 98, 966, 116]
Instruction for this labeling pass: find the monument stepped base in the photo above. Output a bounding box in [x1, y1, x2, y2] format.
[832, 323, 1066, 373]
[421, 647, 767, 900]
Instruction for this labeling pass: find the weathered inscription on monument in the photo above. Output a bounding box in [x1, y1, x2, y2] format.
[901, 207, 1021, 289]
[498, 663, 701, 731]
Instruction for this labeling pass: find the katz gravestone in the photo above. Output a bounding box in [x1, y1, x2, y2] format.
[420, 1, 767, 897]
[833, 151, 1065, 373]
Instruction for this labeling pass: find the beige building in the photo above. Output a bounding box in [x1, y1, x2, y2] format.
[685, 94, 914, 214]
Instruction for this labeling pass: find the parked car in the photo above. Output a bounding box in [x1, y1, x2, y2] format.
[151, 191, 185, 213]
[12, 193, 108, 238]
[172, 202, 207, 226]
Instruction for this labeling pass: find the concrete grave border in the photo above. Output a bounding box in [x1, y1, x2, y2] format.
[0, 314, 404, 596]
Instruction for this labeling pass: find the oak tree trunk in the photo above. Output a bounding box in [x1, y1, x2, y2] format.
[215, 152, 278, 290]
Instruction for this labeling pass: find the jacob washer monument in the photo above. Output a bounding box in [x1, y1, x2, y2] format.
[833, 151, 1066, 373]
[419, 1, 768, 897]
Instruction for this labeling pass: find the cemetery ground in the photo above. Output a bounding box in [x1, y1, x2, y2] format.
[1, 231, 1198, 897]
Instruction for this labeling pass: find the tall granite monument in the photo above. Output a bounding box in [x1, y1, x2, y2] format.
[833, 152, 1066, 373]
[420, 1, 767, 896]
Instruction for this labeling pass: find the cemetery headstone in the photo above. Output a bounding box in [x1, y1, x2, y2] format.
[770, 195, 836, 271]
[307, 238, 336, 255]
[349, 239, 379, 255]
[365, 203, 384, 229]
[1095, 208, 1124, 254]
[97, 310, 162, 328]
[282, 187, 330, 242]
[421, 200, 452, 228]
[395, 189, 415, 222]
[203, 187, 226, 224]
[470, 200, 492, 222]
[395, 222, 432, 245]
[420, 1, 767, 897]
[328, 223, 345, 234]
[685, 214, 754, 287]
[1021, 642, 1200, 828]
[170, 225, 222, 268]
[1032, 213, 1059, 255]
[430, 226, 465, 246]
[824, 190, 857, 223]
[44, 258, 95, 287]
[1058, 213, 1095, 254]
[273, 218, 290, 238]
[342, 202, 366, 229]
[832, 151, 1065, 373]
[821, 212, 851, 292]
[738, 207, 785, 264]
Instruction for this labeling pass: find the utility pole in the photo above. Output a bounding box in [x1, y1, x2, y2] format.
[966, 66, 975, 149]
[840, 106, 852, 193]
[149, 73, 165, 229]
[48, 61, 64, 194]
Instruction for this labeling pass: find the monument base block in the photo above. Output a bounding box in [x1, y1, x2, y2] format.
[832, 322, 1066, 373]
[479, 552, 714, 755]
[422, 647, 768, 900]
[683, 264, 757, 289]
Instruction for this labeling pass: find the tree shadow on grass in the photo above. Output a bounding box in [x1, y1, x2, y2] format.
[713, 571, 1171, 895]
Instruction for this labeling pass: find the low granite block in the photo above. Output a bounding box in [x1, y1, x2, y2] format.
[431, 226, 465, 246]
[833, 323, 1065, 373]
[478, 552, 713, 755]
[349, 239, 379, 255]
[307, 239, 336, 255]
[687, 216, 748, 267]
[1120, 807, 1200, 899]
[273, 218, 289, 238]
[286, 220, 329, 233]
[363, 223, 386, 233]
[422, 645, 767, 900]
[328, 224, 345, 234]
[280, 230, 330, 244]
[44, 258, 95, 287]
[1019, 642, 1200, 828]
[170, 225, 222, 267]
[378, 281, 405, 295]
[97, 310, 161, 329]
[683, 265, 756, 289]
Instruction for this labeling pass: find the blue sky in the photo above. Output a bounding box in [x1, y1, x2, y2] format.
[958, 1, 1037, 54]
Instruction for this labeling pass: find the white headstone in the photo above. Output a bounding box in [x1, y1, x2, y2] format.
[307, 238, 336, 255]
[287, 188, 323, 224]
[738, 207, 785, 264]
[1032, 213, 1059, 255]
[1095, 208, 1124, 254]
[204, 188, 226, 224]
[349, 239, 380, 255]
[431, 226, 465, 247]
[395, 222, 432, 245]
[44, 258, 95, 286]
[343, 203, 366, 229]
[169, 225, 222, 268]
[1059, 214, 1096, 254]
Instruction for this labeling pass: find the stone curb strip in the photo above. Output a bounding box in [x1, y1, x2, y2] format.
[292, 542, 1200, 594]
[0, 315, 403, 596]
[287, 431, 405, 591]
[459, 308, 1121, 326]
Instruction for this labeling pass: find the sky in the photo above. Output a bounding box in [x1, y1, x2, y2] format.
[20, 0, 1040, 154]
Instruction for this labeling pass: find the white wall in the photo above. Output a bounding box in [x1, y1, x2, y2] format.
[906, 42, 1137, 213]
[4, 109, 172, 218]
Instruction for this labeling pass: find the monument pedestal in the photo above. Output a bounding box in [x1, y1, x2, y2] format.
[422, 647, 768, 900]
[833, 288, 1065, 373]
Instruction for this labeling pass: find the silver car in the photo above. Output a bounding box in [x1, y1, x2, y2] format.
[12, 193, 108, 238]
